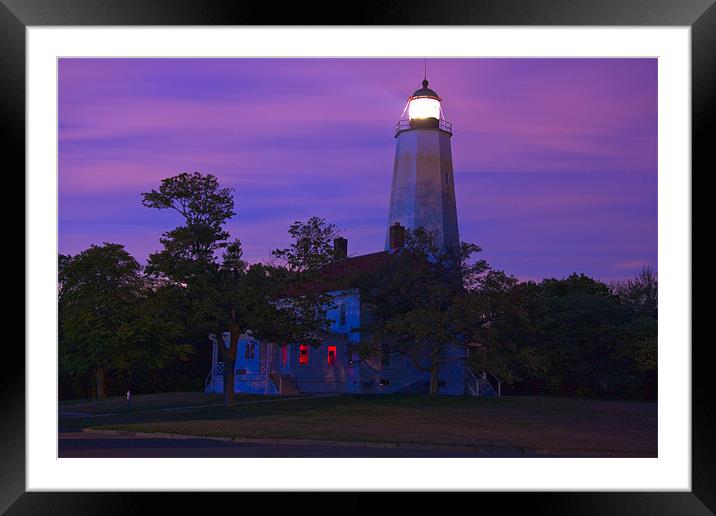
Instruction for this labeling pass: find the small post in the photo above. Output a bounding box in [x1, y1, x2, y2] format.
[126, 389, 132, 411]
[265, 342, 272, 396]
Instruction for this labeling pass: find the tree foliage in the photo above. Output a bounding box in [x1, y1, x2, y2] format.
[58, 243, 189, 398]
[468, 271, 658, 399]
[142, 172, 235, 281]
[271, 216, 342, 273]
[610, 266, 658, 320]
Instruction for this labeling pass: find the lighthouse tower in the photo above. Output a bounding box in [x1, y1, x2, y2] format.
[385, 78, 459, 250]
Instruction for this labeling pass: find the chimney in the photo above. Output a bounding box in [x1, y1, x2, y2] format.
[333, 237, 348, 261]
[389, 222, 406, 250]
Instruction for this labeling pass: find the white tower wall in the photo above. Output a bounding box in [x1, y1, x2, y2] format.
[385, 128, 459, 249]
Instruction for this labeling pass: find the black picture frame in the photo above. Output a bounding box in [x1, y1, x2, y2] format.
[4, 0, 711, 513]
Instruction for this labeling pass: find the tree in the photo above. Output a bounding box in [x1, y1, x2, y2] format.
[225, 218, 343, 396]
[199, 216, 340, 405]
[126, 286, 193, 390]
[141, 172, 237, 402]
[464, 271, 544, 385]
[142, 174, 333, 405]
[208, 232, 334, 405]
[58, 243, 188, 398]
[271, 216, 342, 272]
[357, 228, 489, 396]
[142, 172, 235, 282]
[531, 274, 631, 395]
[610, 266, 658, 319]
[609, 267, 658, 397]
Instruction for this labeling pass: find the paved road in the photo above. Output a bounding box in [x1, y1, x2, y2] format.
[58, 431, 530, 458]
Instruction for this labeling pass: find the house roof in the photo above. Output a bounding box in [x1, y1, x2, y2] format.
[320, 250, 396, 278]
[286, 250, 401, 296]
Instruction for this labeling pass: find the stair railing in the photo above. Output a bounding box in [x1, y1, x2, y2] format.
[465, 366, 502, 397]
[483, 369, 502, 397]
[204, 370, 213, 392]
[465, 366, 480, 396]
[267, 370, 281, 394]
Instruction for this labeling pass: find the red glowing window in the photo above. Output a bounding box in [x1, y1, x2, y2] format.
[299, 344, 309, 366]
[327, 345, 337, 365]
[280, 345, 288, 367]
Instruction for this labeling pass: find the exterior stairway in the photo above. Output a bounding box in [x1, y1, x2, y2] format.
[465, 367, 501, 397]
[270, 371, 300, 396]
[477, 377, 498, 397]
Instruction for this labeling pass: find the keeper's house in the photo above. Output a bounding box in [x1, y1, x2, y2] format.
[205, 233, 469, 396]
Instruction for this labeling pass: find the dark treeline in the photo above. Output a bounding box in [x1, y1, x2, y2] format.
[58, 172, 657, 402]
[467, 268, 657, 400]
[350, 228, 657, 400]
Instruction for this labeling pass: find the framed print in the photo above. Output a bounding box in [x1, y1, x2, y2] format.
[4, 0, 712, 513]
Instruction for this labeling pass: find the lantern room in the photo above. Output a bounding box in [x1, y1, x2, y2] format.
[395, 78, 452, 137]
[408, 79, 442, 120]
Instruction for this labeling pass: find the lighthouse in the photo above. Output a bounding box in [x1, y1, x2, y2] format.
[385, 78, 459, 250]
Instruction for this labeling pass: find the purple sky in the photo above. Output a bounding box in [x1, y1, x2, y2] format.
[58, 58, 657, 282]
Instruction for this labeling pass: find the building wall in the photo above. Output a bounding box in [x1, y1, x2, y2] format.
[326, 290, 361, 343]
[280, 291, 361, 393]
[358, 351, 429, 393]
[357, 343, 466, 395]
[207, 333, 279, 395]
[438, 344, 469, 395]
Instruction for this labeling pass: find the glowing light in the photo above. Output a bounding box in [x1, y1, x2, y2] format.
[408, 97, 441, 120]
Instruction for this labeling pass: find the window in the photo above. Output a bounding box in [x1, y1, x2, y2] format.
[327, 345, 337, 365]
[379, 378, 390, 386]
[381, 342, 391, 367]
[280, 345, 288, 367]
[245, 341, 256, 360]
[338, 303, 347, 327]
[299, 344, 309, 366]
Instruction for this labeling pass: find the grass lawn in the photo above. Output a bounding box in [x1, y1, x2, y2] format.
[60, 391, 260, 415]
[59, 393, 657, 456]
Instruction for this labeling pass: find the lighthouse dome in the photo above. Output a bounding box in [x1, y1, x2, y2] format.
[411, 79, 440, 99]
[407, 79, 442, 121]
